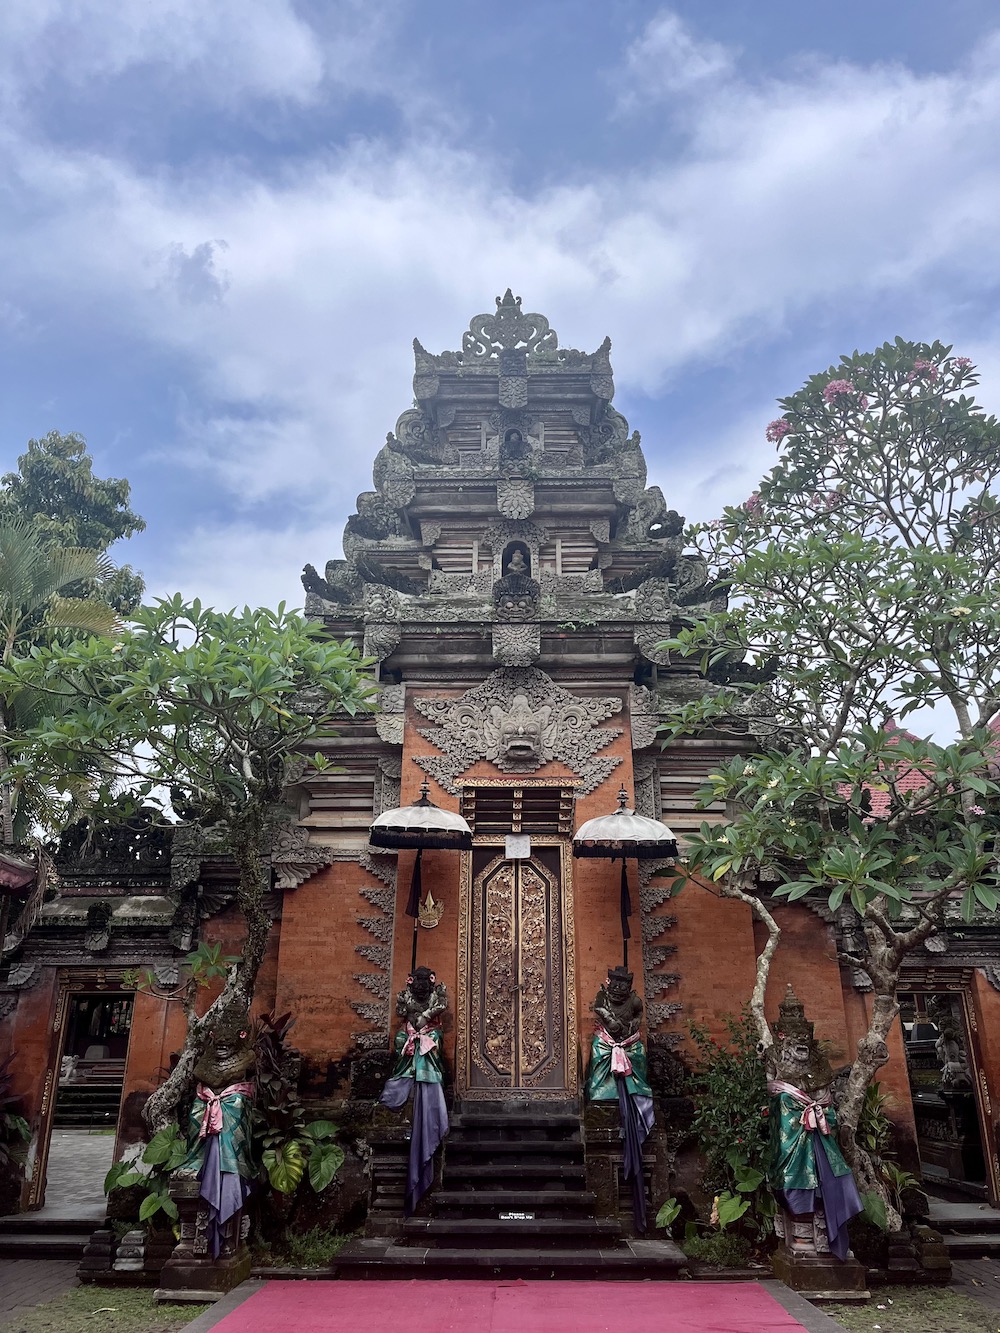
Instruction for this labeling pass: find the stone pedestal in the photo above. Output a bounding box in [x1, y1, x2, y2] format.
[155, 1178, 250, 1304]
[772, 1245, 868, 1301]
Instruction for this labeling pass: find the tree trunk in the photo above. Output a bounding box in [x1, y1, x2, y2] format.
[142, 818, 272, 1134]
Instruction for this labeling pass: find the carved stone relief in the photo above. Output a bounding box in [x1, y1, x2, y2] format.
[375, 684, 405, 746]
[629, 685, 662, 751]
[270, 817, 336, 892]
[491, 623, 541, 666]
[632, 755, 661, 820]
[374, 757, 402, 819]
[352, 855, 397, 1050]
[496, 477, 535, 519]
[640, 879, 682, 1034]
[461, 290, 559, 361]
[413, 667, 623, 795]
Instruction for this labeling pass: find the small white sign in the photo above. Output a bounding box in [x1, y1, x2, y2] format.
[499, 1211, 535, 1221]
[506, 834, 531, 859]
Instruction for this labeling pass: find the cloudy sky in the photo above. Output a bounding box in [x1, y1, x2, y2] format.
[3, 0, 1000, 610]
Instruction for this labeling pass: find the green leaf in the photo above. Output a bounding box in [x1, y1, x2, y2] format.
[307, 1140, 345, 1193]
[734, 1166, 764, 1193]
[861, 1190, 888, 1232]
[142, 1125, 183, 1166]
[138, 1191, 165, 1221]
[655, 1198, 681, 1230]
[302, 1119, 337, 1142]
[263, 1141, 306, 1194]
[716, 1192, 751, 1228]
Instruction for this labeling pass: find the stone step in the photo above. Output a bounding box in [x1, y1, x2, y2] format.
[445, 1138, 584, 1158]
[0, 1215, 96, 1234]
[0, 1232, 88, 1259]
[430, 1189, 597, 1216]
[400, 1216, 621, 1248]
[442, 1162, 587, 1184]
[942, 1232, 1000, 1257]
[451, 1114, 581, 1131]
[336, 1236, 687, 1280]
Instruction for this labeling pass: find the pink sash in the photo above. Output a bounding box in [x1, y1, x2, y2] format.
[594, 1026, 642, 1077]
[402, 1023, 439, 1057]
[767, 1079, 831, 1135]
[196, 1081, 254, 1139]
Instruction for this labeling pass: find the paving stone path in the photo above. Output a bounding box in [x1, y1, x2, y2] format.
[0, 1259, 78, 1322]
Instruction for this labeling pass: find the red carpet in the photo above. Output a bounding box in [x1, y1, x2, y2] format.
[209, 1279, 814, 1332]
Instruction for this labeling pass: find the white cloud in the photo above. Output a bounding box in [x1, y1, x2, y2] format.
[618, 9, 734, 108]
[4, 16, 1000, 607]
[0, 0, 400, 107]
[149, 518, 345, 612]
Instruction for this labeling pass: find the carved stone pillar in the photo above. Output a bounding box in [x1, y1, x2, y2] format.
[155, 1177, 250, 1301]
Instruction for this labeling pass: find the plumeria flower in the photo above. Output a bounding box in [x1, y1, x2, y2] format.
[950, 606, 973, 616]
[766, 419, 792, 443]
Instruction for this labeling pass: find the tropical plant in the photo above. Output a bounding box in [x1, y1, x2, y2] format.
[0, 431, 145, 614]
[251, 1011, 344, 1197]
[0, 1052, 30, 1171]
[0, 597, 375, 1129]
[0, 518, 120, 847]
[104, 1122, 187, 1226]
[659, 340, 1000, 1222]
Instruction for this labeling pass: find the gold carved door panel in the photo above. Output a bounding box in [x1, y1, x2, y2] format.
[467, 847, 568, 1093]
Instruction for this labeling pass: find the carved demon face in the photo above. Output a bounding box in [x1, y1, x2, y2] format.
[495, 695, 547, 764]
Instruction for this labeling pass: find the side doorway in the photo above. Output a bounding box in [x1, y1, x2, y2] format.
[30, 977, 134, 1212]
[898, 989, 995, 1202]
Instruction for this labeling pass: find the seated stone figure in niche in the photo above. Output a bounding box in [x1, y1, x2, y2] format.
[380, 966, 449, 1214]
[765, 986, 863, 1261]
[503, 543, 530, 577]
[585, 966, 654, 1231]
[174, 998, 255, 1258]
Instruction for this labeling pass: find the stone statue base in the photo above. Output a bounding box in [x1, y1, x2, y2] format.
[772, 1245, 868, 1301]
[154, 1177, 251, 1303]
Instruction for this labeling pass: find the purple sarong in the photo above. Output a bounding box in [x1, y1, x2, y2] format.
[381, 1075, 448, 1216]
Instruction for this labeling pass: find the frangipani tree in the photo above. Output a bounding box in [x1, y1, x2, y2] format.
[662, 341, 1000, 1209]
[0, 596, 375, 1129]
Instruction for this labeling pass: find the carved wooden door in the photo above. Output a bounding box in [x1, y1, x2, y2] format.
[467, 847, 567, 1093]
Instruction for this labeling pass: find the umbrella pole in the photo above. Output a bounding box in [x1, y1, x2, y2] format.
[406, 848, 424, 973]
[619, 857, 632, 970]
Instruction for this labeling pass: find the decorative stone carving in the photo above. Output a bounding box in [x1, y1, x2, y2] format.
[413, 667, 623, 795]
[270, 816, 335, 891]
[375, 683, 405, 746]
[4, 961, 38, 989]
[461, 289, 558, 361]
[374, 757, 402, 819]
[352, 853, 396, 1047]
[630, 687, 662, 752]
[496, 477, 535, 518]
[632, 755, 661, 820]
[364, 621, 402, 662]
[492, 574, 540, 621]
[491, 623, 541, 667]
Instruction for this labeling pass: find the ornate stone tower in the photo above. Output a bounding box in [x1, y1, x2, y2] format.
[288, 290, 743, 1108]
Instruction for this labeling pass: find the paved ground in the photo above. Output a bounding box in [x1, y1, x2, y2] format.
[953, 1255, 1000, 1309]
[0, 1260, 78, 1320]
[35, 1130, 114, 1222]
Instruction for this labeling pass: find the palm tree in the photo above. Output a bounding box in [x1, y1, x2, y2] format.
[0, 518, 119, 845]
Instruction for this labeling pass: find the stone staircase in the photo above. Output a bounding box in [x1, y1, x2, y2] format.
[929, 1194, 1000, 1258]
[54, 1061, 125, 1129]
[0, 1214, 95, 1260]
[337, 1106, 685, 1279]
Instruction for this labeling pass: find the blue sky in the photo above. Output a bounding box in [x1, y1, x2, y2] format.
[3, 0, 1000, 610]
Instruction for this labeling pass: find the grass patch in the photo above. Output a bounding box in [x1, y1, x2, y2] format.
[253, 1226, 351, 1269]
[825, 1285, 1000, 1333]
[0, 1285, 209, 1333]
[681, 1231, 754, 1268]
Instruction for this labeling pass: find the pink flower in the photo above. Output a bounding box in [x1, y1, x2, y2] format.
[907, 359, 939, 384]
[970, 804, 986, 816]
[743, 492, 763, 515]
[766, 418, 792, 443]
[823, 379, 856, 403]
[953, 356, 972, 371]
